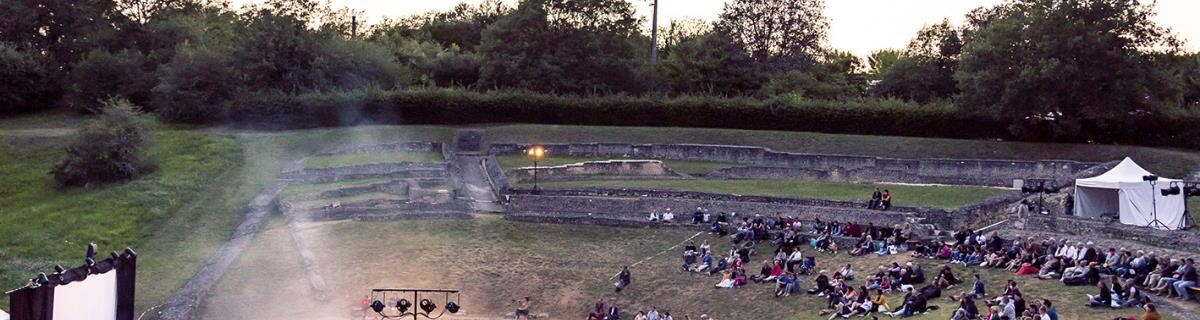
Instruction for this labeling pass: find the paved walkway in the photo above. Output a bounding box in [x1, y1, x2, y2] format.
[454, 154, 505, 213]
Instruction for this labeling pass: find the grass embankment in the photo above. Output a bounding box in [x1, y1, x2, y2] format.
[518, 179, 1008, 210]
[202, 217, 1160, 320]
[280, 178, 394, 197]
[0, 130, 248, 312]
[495, 154, 739, 175]
[484, 124, 1200, 177]
[302, 151, 443, 169]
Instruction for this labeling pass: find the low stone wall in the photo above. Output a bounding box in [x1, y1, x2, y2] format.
[508, 160, 686, 182]
[490, 143, 1096, 187]
[506, 193, 934, 236]
[280, 162, 450, 183]
[316, 142, 443, 156]
[483, 155, 510, 195]
[1015, 214, 1200, 254]
[507, 188, 941, 215]
[293, 202, 474, 221]
[282, 180, 410, 202]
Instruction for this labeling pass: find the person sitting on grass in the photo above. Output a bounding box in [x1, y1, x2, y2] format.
[1061, 260, 1093, 286]
[880, 190, 892, 210]
[715, 269, 736, 288]
[1087, 280, 1114, 308]
[809, 271, 834, 295]
[693, 252, 713, 273]
[615, 266, 632, 293]
[1039, 257, 1064, 279]
[852, 235, 875, 256]
[840, 264, 855, 281]
[776, 271, 797, 297]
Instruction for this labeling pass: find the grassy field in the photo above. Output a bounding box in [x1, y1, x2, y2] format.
[0, 130, 251, 312]
[483, 124, 1200, 177]
[496, 154, 740, 175]
[518, 179, 1009, 210]
[201, 217, 1177, 320]
[303, 150, 444, 168]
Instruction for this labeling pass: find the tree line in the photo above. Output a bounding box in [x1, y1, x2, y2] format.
[1, 0, 1199, 144]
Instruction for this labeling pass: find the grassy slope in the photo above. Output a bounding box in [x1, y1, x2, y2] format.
[0, 130, 248, 313]
[203, 218, 1162, 320]
[302, 151, 443, 169]
[484, 125, 1200, 177]
[520, 179, 1008, 210]
[280, 178, 393, 197]
[495, 154, 739, 175]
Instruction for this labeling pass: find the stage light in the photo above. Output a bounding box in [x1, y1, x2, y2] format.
[86, 243, 97, 259]
[419, 298, 437, 313]
[53, 265, 65, 273]
[1021, 184, 1042, 193]
[396, 298, 412, 313]
[111, 251, 120, 261]
[85, 257, 95, 267]
[446, 301, 460, 314]
[34, 272, 48, 285]
[371, 300, 385, 313]
[1143, 175, 1158, 182]
[1186, 185, 1200, 197]
[1162, 186, 1180, 196]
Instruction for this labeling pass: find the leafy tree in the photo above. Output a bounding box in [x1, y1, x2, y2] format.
[311, 36, 408, 90]
[0, 43, 55, 114]
[151, 44, 237, 122]
[233, 4, 322, 92]
[760, 51, 864, 100]
[51, 98, 156, 188]
[0, 0, 134, 74]
[63, 49, 156, 113]
[659, 31, 762, 96]
[867, 49, 904, 77]
[479, 0, 644, 93]
[873, 20, 961, 102]
[386, 0, 510, 51]
[657, 19, 712, 57]
[956, 0, 1178, 140]
[716, 0, 829, 66]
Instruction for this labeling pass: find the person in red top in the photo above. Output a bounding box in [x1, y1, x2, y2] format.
[881, 190, 892, 210]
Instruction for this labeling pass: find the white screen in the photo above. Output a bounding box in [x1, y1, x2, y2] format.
[52, 270, 117, 320]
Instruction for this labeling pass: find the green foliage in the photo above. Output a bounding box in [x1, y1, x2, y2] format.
[478, 0, 644, 93]
[873, 57, 956, 103]
[51, 99, 155, 188]
[659, 32, 762, 95]
[63, 49, 156, 113]
[151, 45, 237, 122]
[0, 0, 133, 74]
[0, 44, 55, 114]
[956, 0, 1178, 141]
[717, 0, 829, 65]
[867, 49, 904, 76]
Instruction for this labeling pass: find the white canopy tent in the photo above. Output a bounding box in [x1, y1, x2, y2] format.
[1073, 157, 1188, 230]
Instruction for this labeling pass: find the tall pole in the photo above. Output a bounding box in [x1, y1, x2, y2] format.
[351, 15, 358, 38]
[533, 158, 539, 193]
[650, 0, 659, 64]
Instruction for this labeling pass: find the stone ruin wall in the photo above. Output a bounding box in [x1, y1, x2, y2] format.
[490, 143, 1095, 187]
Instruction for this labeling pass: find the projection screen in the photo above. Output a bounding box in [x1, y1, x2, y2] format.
[51, 270, 117, 320]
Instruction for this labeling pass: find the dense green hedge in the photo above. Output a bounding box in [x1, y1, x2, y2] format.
[218, 88, 1200, 149]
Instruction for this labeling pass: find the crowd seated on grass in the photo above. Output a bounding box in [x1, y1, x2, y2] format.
[603, 207, 1197, 320]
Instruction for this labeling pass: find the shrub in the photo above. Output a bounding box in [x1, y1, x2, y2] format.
[0, 43, 54, 114]
[151, 45, 238, 123]
[51, 99, 156, 188]
[63, 49, 155, 114]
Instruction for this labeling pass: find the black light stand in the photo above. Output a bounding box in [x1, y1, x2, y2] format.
[1143, 175, 1169, 229]
[369, 288, 462, 320]
[1021, 178, 1058, 215]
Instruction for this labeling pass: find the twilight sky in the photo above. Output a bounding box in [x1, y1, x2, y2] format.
[231, 0, 1200, 57]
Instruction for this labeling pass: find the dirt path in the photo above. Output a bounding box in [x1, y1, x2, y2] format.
[155, 180, 289, 320]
